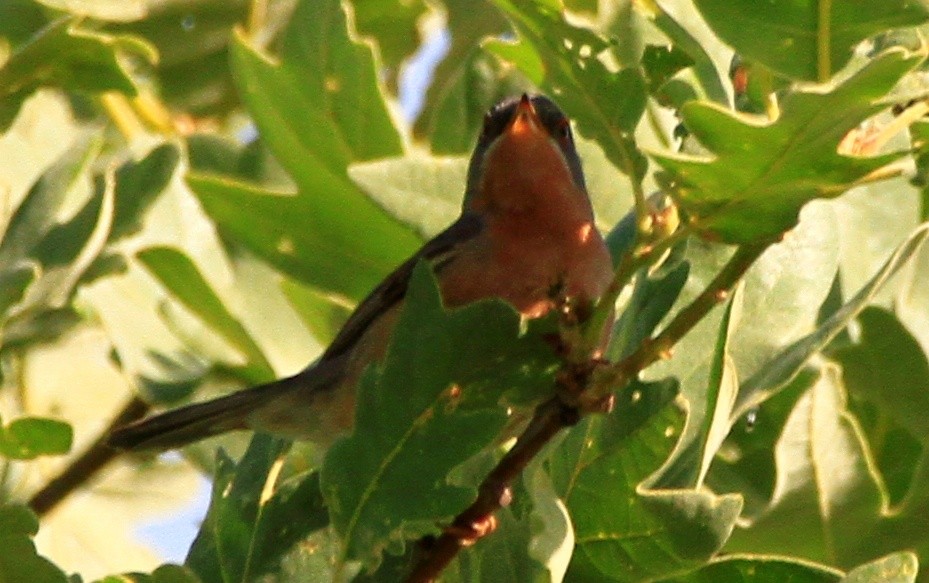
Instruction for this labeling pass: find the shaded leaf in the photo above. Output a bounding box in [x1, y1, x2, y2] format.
[725, 366, 884, 567]
[0, 261, 36, 321]
[33, 143, 180, 267]
[186, 436, 329, 583]
[550, 379, 741, 581]
[412, 0, 509, 138]
[93, 564, 201, 583]
[321, 262, 560, 569]
[656, 554, 841, 582]
[426, 48, 531, 155]
[0, 505, 67, 583]
[0, 132, 101, 266]
[0, 18, 153, 129]
[835, 307, 929, 507]
[736, 222, 929, 416]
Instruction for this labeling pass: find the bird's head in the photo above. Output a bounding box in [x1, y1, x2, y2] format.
[464, 94, 590, 215]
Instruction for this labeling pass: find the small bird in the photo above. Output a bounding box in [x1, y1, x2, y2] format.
[109, 94, 613, 451]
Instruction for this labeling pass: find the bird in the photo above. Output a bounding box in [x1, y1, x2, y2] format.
[108, 94, 614, 451]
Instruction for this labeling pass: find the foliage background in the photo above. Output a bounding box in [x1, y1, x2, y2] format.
[2, 0, 929, 582]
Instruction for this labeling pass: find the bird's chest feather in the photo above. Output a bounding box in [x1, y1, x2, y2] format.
[440, 214, 612, 318]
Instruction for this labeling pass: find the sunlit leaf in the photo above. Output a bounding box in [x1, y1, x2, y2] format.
[652, 50, 923, 243]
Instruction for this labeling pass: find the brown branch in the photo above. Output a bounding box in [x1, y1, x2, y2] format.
[28, 397, 149, 516]
[406, 398, 577, 583]
[404, 241, 771, 581]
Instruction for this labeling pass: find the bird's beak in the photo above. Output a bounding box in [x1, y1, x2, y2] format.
[505, 94, 545, 140]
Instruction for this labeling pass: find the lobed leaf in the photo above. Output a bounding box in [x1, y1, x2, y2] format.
[653, 49, 923, 243]
[321, 262, 560, 570]
[191, 0, 421, 301]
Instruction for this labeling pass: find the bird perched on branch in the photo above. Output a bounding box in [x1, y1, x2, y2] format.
[109, 94, 613, 451]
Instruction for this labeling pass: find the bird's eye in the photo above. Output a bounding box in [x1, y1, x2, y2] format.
[556, 118, 572, 143]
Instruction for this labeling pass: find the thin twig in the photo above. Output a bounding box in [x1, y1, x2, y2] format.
[28, 397, 150, 516]
[586, 242, 769, 404]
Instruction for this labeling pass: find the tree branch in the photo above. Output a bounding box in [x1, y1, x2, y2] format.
[406, 398, 576, 583]
[28, 397, 149, 516]
[404, 241, 771, 581]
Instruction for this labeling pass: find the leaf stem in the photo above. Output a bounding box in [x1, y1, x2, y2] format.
[99, 92, 145, 141]
[246, 0, 268, 42]
[869, 99, 929, 154]
[816, 0, 832, 82]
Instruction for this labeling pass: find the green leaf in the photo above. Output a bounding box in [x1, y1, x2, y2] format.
[656, 554, 842, 582]
[649, 202, 839, 491]
[486, 0, 648, 179]
[694, 0, 929, 81]
[348, 134, 632, 243]
[836, 306, 929, 430]
[0, 0, 48, 48]
[93, 564, 201, 583]
[642, 2, 730, 106]
[412, 0, 509, 138]
[653, 49, 923, 243]
[0, 18, 153, 129]
[320, 262, 560, 570]
[834, 308, 927, 508]
[0, 505, 68, 583]
[426, 48, 531, 155]
[188, 175, 401, 301]
[0, 415, 72, 459]
[735, 221, 929, 416]
[279, 278, 352, 347]
[136, 246, 274, 383]
[0, 132, 102, 266]
[705, 368, 819, 520]
[106, 1, 250, 114]
[550, 380, 741, 581]
[840, 552, 919, 583]
[607, 256, 690, 361]
[0, 262, 36, 321]
[186, 436, 329, 583]
[725, 366, 884, 567]
[642, 44, 696, 94]
[353, 0, 430, 78]
[193, 0, 421, 300]
[348, 156, 468, 239]
[33, 143, 180, 267]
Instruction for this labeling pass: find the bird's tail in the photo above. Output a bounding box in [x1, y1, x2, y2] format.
[108, 375, 303, 451]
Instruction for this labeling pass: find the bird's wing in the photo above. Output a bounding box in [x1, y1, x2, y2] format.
[320, 212, 485, 361]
